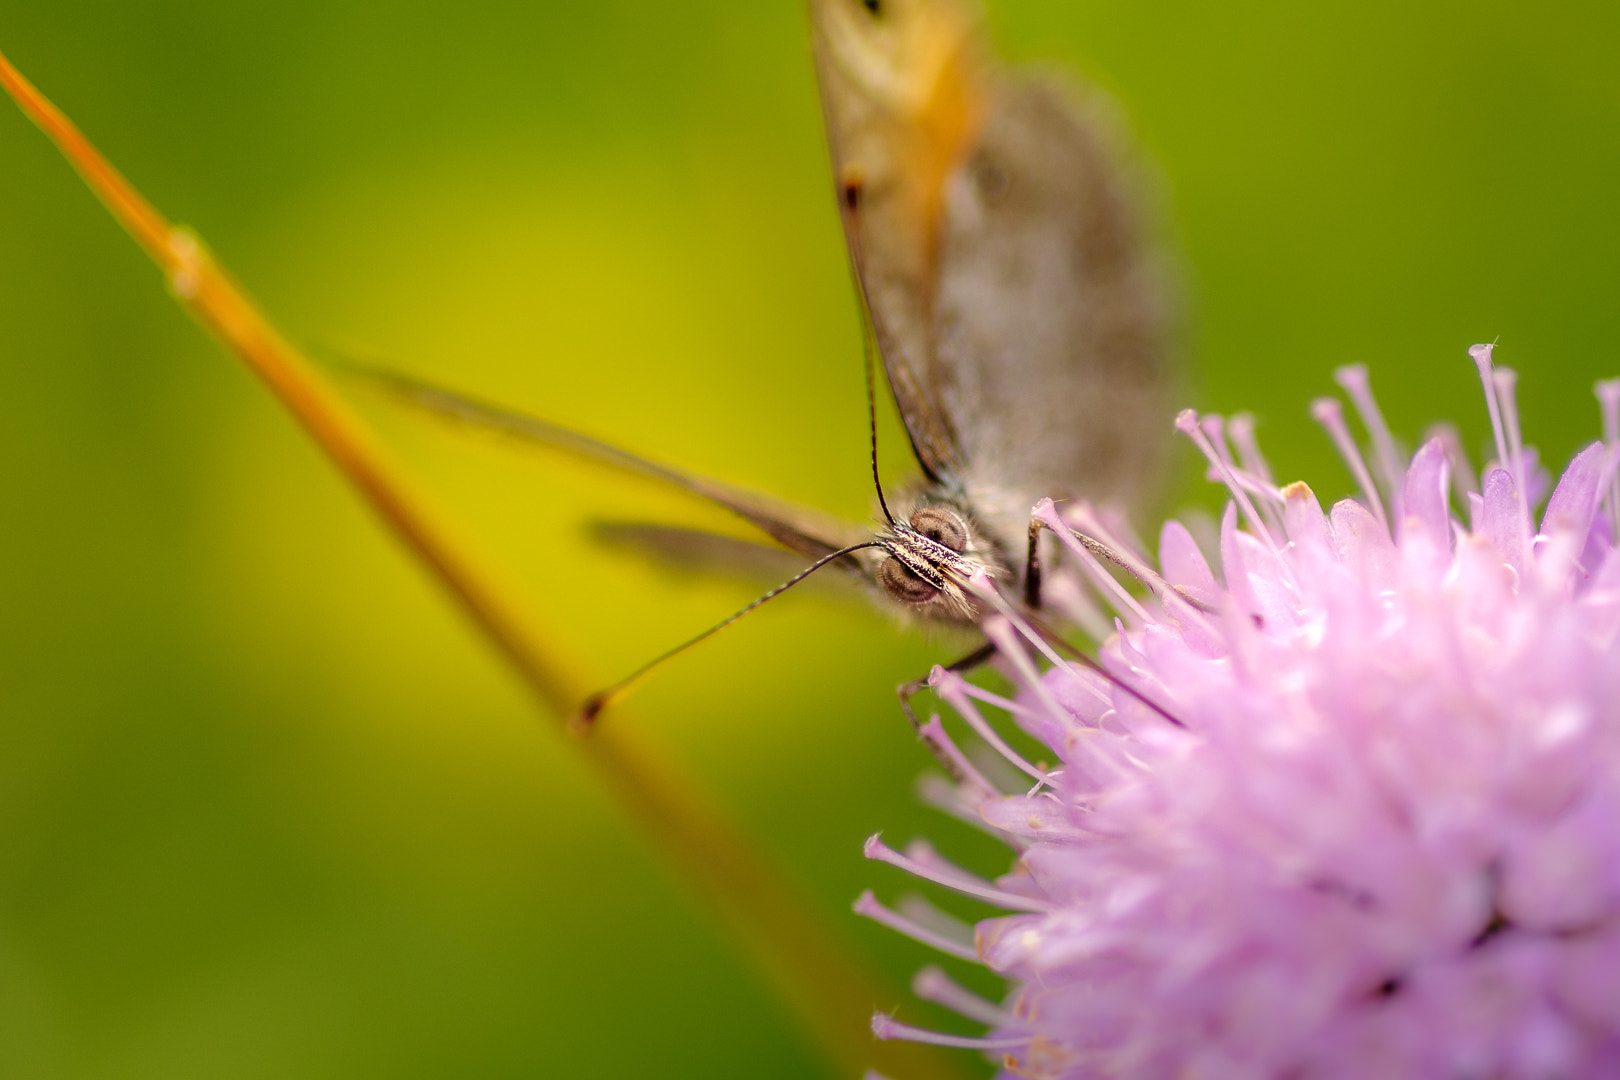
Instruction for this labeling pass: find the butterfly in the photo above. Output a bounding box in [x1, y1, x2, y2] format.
[352, 0, 1174, 747]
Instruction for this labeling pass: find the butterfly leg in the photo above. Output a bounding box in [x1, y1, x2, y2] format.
[898, 640, 999, 780]
[1024, 517, 1045, 609]
[897, 519, 1048, 775]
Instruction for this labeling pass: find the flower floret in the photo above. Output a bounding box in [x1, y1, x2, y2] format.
[861, 347, 1620, 1078]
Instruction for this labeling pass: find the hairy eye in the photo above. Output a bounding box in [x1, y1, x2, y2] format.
[878, 556, 938, 604]
[909, 506, 968, 552]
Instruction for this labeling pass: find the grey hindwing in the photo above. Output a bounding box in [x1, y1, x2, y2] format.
[921, 76, 1174, 551]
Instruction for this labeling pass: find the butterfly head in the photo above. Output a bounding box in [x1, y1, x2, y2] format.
[875, 504, 998, 618]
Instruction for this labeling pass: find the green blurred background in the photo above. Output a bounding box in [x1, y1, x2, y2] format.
[2, 2, 1617, 1077]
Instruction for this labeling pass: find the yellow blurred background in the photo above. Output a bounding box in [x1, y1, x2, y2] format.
[2, 2, 1618, 1077]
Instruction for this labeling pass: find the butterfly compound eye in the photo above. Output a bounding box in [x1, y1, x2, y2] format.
[909, 506, 968, 552]
[878, 556, 938, 604]
[860, 0, 882, 15]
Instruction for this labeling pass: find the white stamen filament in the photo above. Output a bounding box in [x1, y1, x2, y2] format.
[1472, 344, 1513, 484]
[1227, 412, 1275, 486]
[1493, 366, 1535, 548]
[932, 668, 1053, 786]
[1200, 413, 1234, 467]
[1177, 409, 1285, 551]
[976, 609, 1078, 720]
[968, 576, 1074, 674]
[1066, 538, 1153, 624]
[950, 677, 1083, 726]
[1043, 572, 1113, 640]
[1425, 422, 1480, 508]
[852, 890, 979, 962]
[863, 834, 1052, 912]
[1336, 364, 1407, 523]
[1055, 502, 1220, 633]
[870, 1013, 1031, 1050]
[1310, 396, 1390, 535]
[1227, 412, 1287, 536]
[912, 965, 1016, 1027]
[1495, 368, 1526, 492]
[917, 716, 1000, 797]
[915, 773, 1032, 851]
[1198, 415, 1289, 506]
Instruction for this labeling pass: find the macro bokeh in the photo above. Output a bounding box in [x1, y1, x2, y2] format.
[2, 3, 1618, 1078]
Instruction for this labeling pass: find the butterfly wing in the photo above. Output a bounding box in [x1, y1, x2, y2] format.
[807, 0, 984, 483]
[933, 75, 1174, 544]
[809, 0, 1173, 548]
[339, 364, 876, 566]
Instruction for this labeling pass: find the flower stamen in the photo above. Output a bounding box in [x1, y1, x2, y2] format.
[869, 1013, 1031, 1050]
[1472, 343, 1514, 477]
[1177, 408, 1285, 549]
[852, 890, 978, 962]
[863, 835, 1053, 912]
[1310, 395, 1390, 535]
[915, 717, 1000, 796]
[911, 964, 1016, 1027]
[1336, 363, 1407, 522]
[930, 667, 1054, 785]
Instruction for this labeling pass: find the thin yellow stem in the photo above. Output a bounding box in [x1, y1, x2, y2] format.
[0, 48, 969, 1080]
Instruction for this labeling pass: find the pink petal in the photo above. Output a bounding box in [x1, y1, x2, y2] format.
[1329, 498, 1396, 591]
[1159, 519, 1219, 608]
[1482, 466, 1527, 571]
[1401, 437, 1451, 549]
[1542, 441, 1607, 540]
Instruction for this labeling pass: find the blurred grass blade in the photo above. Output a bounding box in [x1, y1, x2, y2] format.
[0, 55, 578, 719]
[0, 48, 969, 1080]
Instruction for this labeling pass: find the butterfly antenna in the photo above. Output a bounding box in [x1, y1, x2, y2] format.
[862, 320, 897, 527]
[839, 174, 897, 527]
[575, 540, 885, 731]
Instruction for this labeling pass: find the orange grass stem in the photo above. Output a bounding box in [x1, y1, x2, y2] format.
[0, 51, 577, 719]
[0, 48, 967, 1080]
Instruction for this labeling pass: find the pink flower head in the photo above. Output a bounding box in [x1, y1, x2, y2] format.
[861, 347, 1620, 1078]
